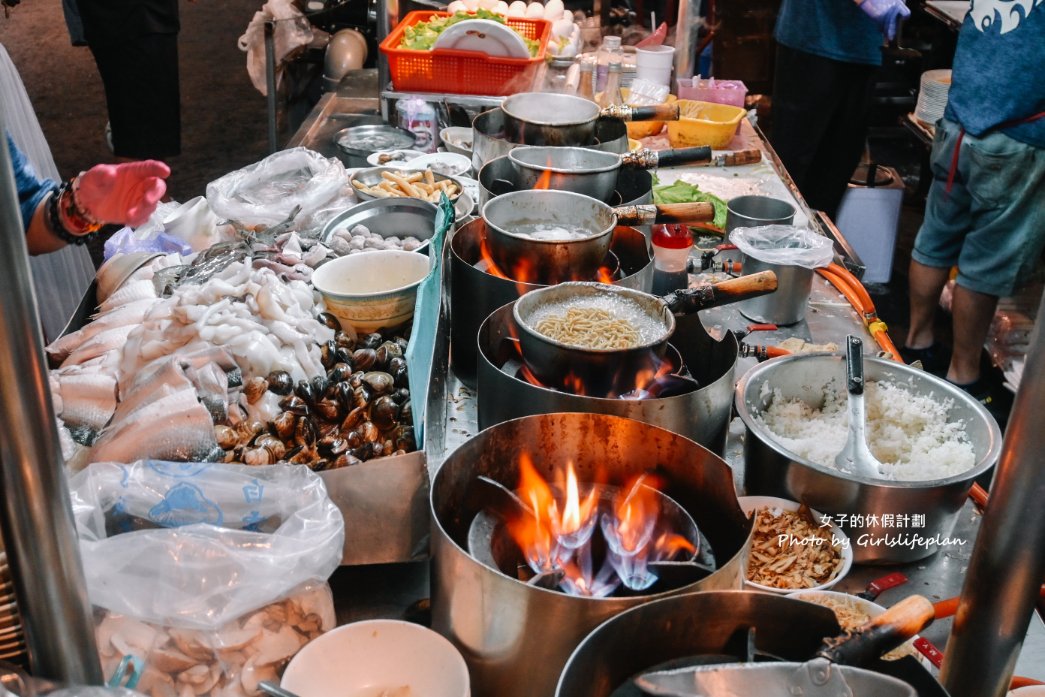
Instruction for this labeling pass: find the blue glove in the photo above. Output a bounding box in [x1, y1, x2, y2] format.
[856, 0, 911, 40]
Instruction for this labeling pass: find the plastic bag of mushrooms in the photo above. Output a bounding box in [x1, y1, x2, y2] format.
[69, 461, 345, 697]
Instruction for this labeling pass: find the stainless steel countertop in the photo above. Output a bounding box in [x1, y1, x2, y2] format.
[294, 75, 1044, 685]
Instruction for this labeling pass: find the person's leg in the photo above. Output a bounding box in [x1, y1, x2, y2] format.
[801, 62, 877, 218]
[947, 285, 998, 384]
[905, 260, 950, 349]
[770, 45, 842, 199]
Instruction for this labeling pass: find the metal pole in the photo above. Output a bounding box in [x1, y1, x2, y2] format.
[376, 0, 398, 100]
[0, 120, 103, 681]
[674, 0, 700, 80]
[265, 20, 278, 154]
[941, 293, 1045, 697]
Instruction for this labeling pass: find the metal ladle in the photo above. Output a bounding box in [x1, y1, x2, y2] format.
[834, 335, 886, 479]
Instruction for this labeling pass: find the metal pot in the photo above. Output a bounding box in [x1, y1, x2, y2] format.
[320, 197, 437, 255]
[449, 220, 654, 386]
[478, 155, 654, 209]
[556, 591, 945, 697]
[507, 145, 712, 202]
[477, 305, 740, 452]
[512, 274, 777, 392]
[481, 190, 714, 285]
[736, 354, 1004, 563]
[430, 413, 753, 697]
[500, 93, 681, 147]
[472, 108, 629, 171]
[332, 124, 415, 168]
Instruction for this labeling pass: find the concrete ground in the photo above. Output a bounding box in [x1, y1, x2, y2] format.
[0, 0, 269, 202]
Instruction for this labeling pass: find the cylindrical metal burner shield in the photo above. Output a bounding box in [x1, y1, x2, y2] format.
[431, 413, 751, 697]
[556, 591, 841, 697]
[449, 222, 654, 386]
[737, 354, 1003, 564]
[478, 305, 738, 452]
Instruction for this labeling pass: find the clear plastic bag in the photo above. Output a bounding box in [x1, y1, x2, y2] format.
[206, 149, 348, 227]
[729, 225, 835, 269]
[70, 462, 344, 697]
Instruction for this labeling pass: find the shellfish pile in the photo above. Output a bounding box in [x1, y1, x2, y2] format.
[217, 316, 415, 469]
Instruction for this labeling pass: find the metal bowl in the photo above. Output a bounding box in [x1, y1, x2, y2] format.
[321, 197, 437, 255]
[333, 124, 415, 168]
[736, 354, 1003, 564]
[471, 108, 629, 171]
[480, 190, 615, 285]
[349, 166, 463, 203]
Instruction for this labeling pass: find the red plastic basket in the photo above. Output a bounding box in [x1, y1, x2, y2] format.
[380, 11, 551, 97]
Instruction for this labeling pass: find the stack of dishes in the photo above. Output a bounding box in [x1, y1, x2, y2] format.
[0, 547, 26, 666]
[915, 69, 952, 125]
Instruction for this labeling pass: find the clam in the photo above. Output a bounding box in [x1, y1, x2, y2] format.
[243, 447, 275, 466]
[317, 312, 342, 331]
[332, 452, 362, 469]
[333, 382, 354, 412]
[352, 385, 372, 410]
[314, 399, 341, 423]
[328, 362, 352, 384]
[400, 400, 413, 424]
[376, 341, 403, 367]
[310, 374, 329, 398]
[320, 340, 338, 370]
[352, 348, 377, 372]
[370, 396, 400, 430]
[244, 377, 269, 404]
[334, 347, 354, 366]
[294, 380, 316, 404]
[273, 411, 297, 440]
[346, 429, 364, 449]
[359, 421, 380, 444]
[334, 331, 355, 350]
[279, 395, 310, 416]
[307, 458, 332, 472]
[236, 420, 266, 442]
[391, 387, 410, 405]
[214, 425, 239, 450]
[317, 435, 349, 457]
[267, 370, 293, 395]
[294, 416, 317, 447]
[362, 371, 394, 396]
[255, 435, 287, 460]
[394, 425, 416, 451]
[289, 447, 316, 465]
[341, 405, 366, 431]
[360, 333, 384, 350]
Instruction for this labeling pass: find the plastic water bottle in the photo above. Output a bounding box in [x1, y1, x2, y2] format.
[594, 35, 622, 93]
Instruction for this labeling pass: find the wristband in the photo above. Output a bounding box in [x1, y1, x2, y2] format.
[46, 182, 98, 245]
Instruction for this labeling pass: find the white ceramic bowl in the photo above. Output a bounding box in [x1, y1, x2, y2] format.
[737, 495, 853, 594]
[282, 620, 470, 697]
[440, 127, 473, 157]
[312, 250, 430, 332]
[787, 589, 933, 668]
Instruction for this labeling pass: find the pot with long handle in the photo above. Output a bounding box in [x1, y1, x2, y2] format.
[508, 145, 762, 201]
[512, 272, 777, 392]
[636, 595, 935, 697]
[481, 189, 714, 285]
[501, 93, 681, 146]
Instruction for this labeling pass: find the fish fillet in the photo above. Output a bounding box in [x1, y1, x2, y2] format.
[58, 373, 118, 431]
[86, 401, 217, 465]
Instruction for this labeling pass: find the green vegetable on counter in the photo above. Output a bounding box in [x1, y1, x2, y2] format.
[652, 176, 728, 229]
[400, 10, 540, 57]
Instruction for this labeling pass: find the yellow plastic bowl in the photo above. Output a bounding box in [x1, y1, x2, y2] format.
[621, 91, 675, 140]
[666, 100, 746, 149]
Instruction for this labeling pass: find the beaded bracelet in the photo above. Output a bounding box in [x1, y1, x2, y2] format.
[45, 181, 98, 245]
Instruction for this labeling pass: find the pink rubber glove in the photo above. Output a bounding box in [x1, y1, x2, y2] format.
[76, 160, 171, 228]
[854, 0, 911, 40]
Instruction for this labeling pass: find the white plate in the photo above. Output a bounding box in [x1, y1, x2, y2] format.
[366, 149, 424, 168]
[454, 190, 476, 219]
[406, 152, 473, 177]
[432, 19, 530, 59]
[440, 126, 474, 156]
[453, 176, 481, 205]
[737, 495, 853, 595]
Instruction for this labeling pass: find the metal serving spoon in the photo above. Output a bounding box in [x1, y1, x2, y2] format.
[834, 335, 886, 479]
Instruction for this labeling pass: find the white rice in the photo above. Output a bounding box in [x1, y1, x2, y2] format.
[756, 379, 976, 481]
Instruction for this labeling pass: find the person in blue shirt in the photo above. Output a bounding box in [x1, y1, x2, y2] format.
[6, 133, 169, 255]
[771, 0, 909, 218]
[902, 0, 1045, 414]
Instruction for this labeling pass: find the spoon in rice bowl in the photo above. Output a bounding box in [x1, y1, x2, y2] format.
[834, 336, 887, 479]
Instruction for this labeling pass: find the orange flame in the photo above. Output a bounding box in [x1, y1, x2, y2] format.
[609, 475, 661, 554]
[505, 453, 560, 573]
[533, 158, 554, 190]
[653, 532, 697, 558]
[560, 463, 600, 539]
[479, 235, 539, 294]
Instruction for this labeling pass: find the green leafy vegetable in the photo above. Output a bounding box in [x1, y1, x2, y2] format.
[652, 176, 728, 229]
[400, 10, 540, 57]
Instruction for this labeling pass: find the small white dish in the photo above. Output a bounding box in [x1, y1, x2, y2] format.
[440, 126, 474, 156]
[454, 189, 476, 219]
[738, 495, 853, 595]
[432, 18, 530, 58]
[453, 175, 481, 205]
[406, 151, 473, 177]
[366, 149, 424, 168]
[282, 619, 470, 697]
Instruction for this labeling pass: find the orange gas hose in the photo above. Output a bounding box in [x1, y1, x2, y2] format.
[816, 263, 903, 361]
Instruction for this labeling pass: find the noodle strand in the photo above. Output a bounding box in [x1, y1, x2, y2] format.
[533, 308, 640, 349]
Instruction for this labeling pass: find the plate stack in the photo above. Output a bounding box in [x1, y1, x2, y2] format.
[915, 69, 952, 125]
[0, 548, 27, 667]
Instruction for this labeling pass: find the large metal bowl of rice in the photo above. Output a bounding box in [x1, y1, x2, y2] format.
[736, 354, 1003, 564]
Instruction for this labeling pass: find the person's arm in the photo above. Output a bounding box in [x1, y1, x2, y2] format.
[7, 132, 170, 255]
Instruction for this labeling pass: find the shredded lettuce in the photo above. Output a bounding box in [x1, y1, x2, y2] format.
[400, 10, 540, 57]
[652, 176, 728, 229]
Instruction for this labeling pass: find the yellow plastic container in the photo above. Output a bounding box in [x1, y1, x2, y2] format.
[620, 92, 676, 140]
[666, 100, 746, 149]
